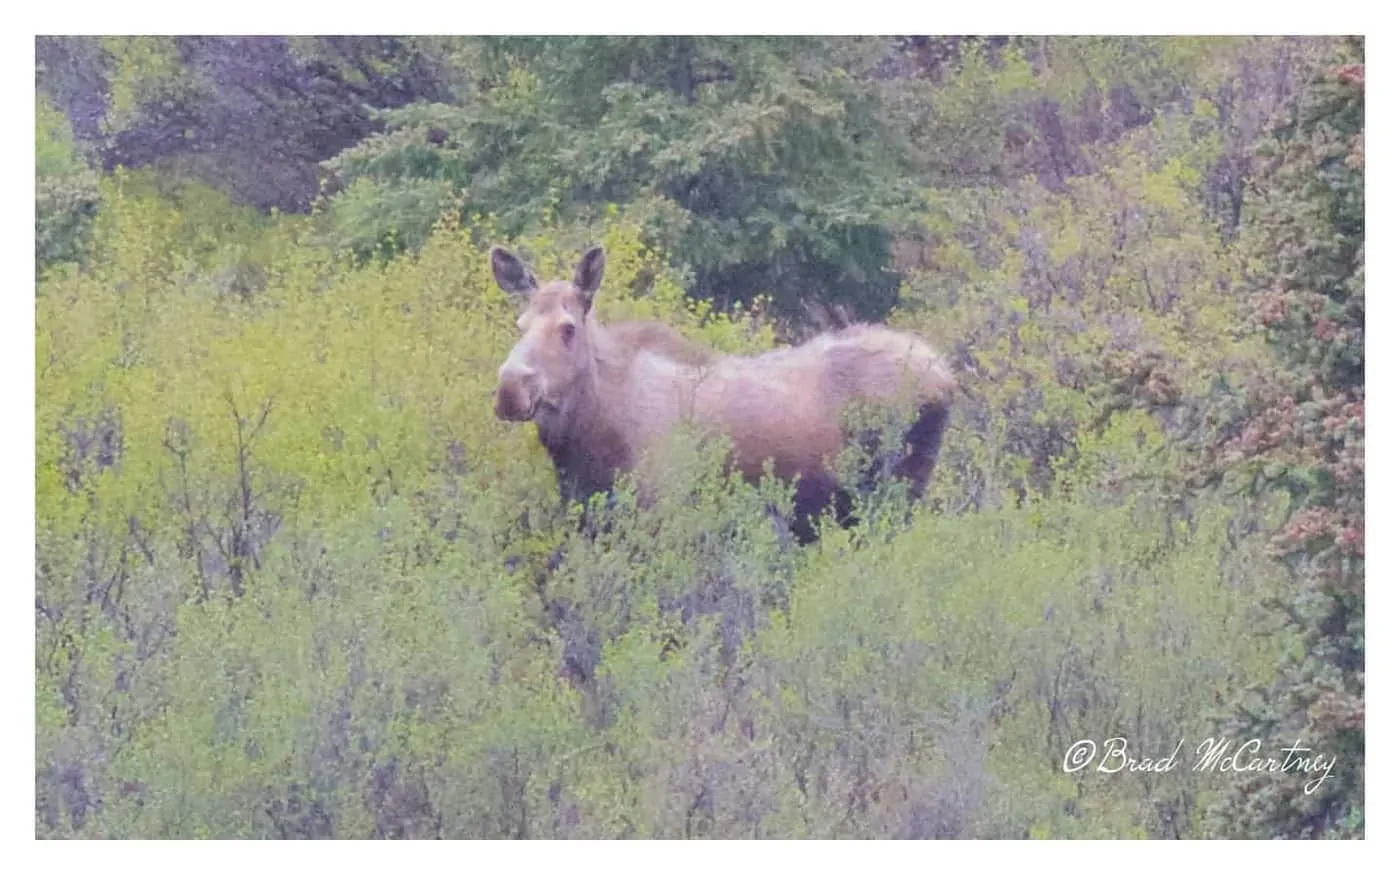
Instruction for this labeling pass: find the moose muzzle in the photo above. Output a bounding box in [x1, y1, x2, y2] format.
[495, 363, 541, 421]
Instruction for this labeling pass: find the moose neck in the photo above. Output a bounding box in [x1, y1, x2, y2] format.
[533, 328, 629, 505]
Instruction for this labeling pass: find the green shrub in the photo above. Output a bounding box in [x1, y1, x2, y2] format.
[36, 99, 100, 272]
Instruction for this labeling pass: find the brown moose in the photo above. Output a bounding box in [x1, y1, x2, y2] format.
[491, 245, 956, 541]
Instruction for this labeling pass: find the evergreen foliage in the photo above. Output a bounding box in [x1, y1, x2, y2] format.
[1200, 38, 1364, 839]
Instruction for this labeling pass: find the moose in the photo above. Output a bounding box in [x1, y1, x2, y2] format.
[491, 245, 956, 542]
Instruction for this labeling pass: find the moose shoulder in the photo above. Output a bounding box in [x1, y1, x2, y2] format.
[491, 245, 956, 540]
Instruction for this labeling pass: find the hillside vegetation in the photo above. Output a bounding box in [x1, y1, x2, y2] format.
[35, 36, 1363, 838]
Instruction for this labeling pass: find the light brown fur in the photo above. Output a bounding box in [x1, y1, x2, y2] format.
[491, 246, 955, 539]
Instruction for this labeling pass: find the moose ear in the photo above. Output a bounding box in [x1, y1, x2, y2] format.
[573, 246, 605, 308]
[491, 246, 538, 295]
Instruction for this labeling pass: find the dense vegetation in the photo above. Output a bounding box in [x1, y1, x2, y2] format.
[35, 36, 1362, 838]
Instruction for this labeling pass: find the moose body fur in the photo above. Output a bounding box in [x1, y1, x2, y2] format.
[492, 245, 955, 540]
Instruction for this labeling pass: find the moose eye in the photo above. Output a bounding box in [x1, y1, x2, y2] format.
[560, 322, 577, 344]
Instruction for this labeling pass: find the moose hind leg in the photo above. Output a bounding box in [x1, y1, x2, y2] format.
[790, 471, 846, 544]
[892, 402, 949, 500]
